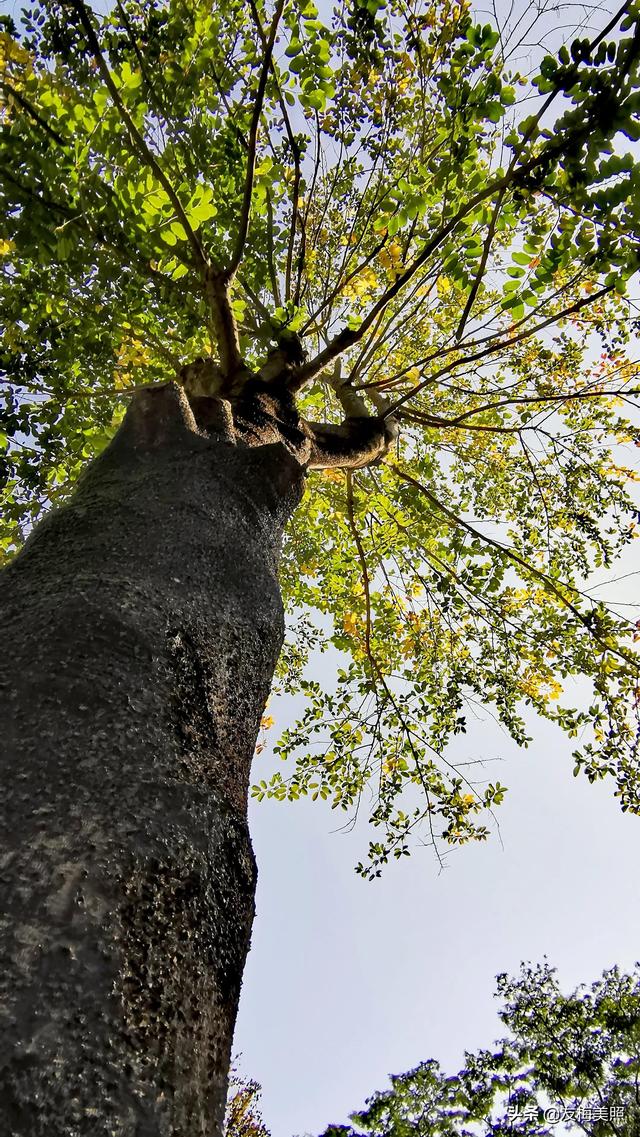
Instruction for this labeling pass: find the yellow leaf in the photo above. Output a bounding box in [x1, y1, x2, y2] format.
[342, 612, 358, 635]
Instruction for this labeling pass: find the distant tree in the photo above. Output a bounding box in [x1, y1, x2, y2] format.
[321, 963, 640, 1137]
[2, 0, 640, 1130]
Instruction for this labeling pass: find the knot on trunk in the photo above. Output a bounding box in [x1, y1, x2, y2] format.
[120, 383, 199, 448]
[179, 357, 225, 399]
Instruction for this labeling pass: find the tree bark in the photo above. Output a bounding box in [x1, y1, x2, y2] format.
[0, 385, 304, 1136]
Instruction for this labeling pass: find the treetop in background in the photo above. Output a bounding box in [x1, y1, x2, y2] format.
[2, 0, 640, 874]
[321, 962, 640, 1137]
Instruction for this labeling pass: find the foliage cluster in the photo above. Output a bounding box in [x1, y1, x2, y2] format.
[2, 0, 640, 872]
[321, 962, 640, 1137]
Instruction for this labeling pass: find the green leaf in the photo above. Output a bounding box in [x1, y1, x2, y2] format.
[485, 102, 504, 123]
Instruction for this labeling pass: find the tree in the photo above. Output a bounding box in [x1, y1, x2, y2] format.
[1, 0, 640, 1130]
[321, 962, 640, 1137]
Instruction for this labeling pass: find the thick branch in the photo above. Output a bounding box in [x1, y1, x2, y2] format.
[326, 358, 398, 425]
[203, 269, 246, 381]
[327, 360, 370, 417]
[305, 415, 394, 470]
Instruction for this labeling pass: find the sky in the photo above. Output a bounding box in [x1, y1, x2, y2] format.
[232, 0, 640, 1127]
[234, 560, 640, 1136]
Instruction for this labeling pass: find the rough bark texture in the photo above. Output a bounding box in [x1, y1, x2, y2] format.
[0, 384, 305, 1136]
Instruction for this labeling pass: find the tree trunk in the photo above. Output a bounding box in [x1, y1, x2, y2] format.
[0, 385, 304, 1136]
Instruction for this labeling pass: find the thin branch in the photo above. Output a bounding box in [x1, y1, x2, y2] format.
[391, 465, 639, 670]
[38, 381, 163, 402]
[429, 385, 640, 427]
[251, 12, 305, 305]
[293, 4, 640, 390]
[379, 286, 613, 418]
[264, 188, 282, 307]
[1, 80, 66, 145]
[300, 232, 389, 343]
[345, 472, 444, 868]
[455, 185, 506, 341]
[209, 61, 250, 151]
[395, 378, 640, 434]
[67, 0, 207, 271]
[589, 0, 634, 51]
[114, 0, 167, 116]
[362, 265, 590, 393]
[292, 169, 517, 387]
[350, 270, 440, 386]
[285, 142, 302, 305]
[228, 0, 286, 277]
[0, 165, 190, 296]
[238, 275, 274, 328]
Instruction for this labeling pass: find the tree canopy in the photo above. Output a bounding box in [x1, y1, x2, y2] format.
[321, 962, 640, 1137]
[2, 0, 640, 875]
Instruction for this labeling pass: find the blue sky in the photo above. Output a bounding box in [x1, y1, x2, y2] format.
[235, 565, 640, 1135]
